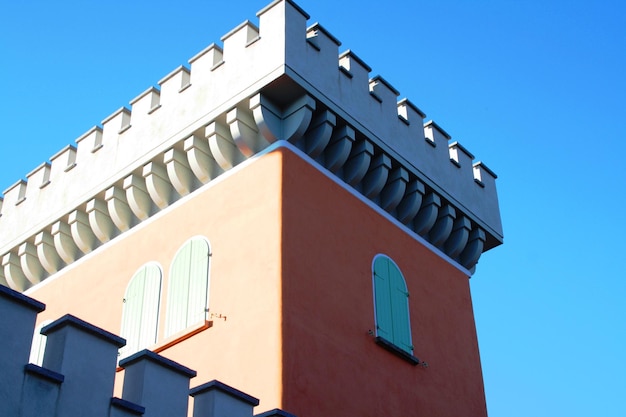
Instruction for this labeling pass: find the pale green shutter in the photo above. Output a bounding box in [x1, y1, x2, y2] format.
[389, 264, 413, 354]
[29, 320, 52, 366]
[165, 242, 192, 337]
[187, 239, 209, 326]
[120, 264, 162, 359]
[137, 265, 162, 349]
[165, 238, 210, 338]
[374, 256, 393, 341]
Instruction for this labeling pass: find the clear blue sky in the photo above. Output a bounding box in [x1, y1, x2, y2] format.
[1, 1, 625, 416]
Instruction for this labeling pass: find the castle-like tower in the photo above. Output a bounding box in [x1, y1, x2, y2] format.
[0, 1, 502, 416]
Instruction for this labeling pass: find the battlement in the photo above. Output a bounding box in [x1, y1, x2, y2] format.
[0, 283, 288, 417]
[0, 0, 502, 290]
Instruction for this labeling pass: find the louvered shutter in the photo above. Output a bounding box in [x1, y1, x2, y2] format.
[373, 256, 393, 341]
[120, 264, 162, 359]
[165, 242, 192, 337]
[29, 320, 52, 366]
[187, 238, 209, 326]
[389, 263, 413, 354]
[165, 238, 210, 338]
[137, 265, 162, 349]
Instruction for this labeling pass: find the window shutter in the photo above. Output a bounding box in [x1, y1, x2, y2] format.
[165, 237, 210, 338]
[137, 265, 162, 350]
[120, 264, 162, 359]
[187, 238, 210, 326]
[165, 242, 192, 337]
[389, 264, 413, 354]
[373, 255, 414, 355]
[373, 257, 393, 341]
[29, 320, 52, 366]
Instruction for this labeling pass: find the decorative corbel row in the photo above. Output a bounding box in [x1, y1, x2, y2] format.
[395, 179, 425, 225]
[228, 104, 268, 157]
[164, 147, 196, 197]
[445, 216, 472, 260]
[250, 94, 316, 145]
[0, 261, 6, 288]
[207, 121, 243, 170]
[52, 221, 79, 264]
[285, 104, 488, 271]
[360, 153, 392, 200]
[124, 174, 153, 221]
[413, 193, 441, 237]
[35, 230, 62, 274]
[2, 252, 28, 291]
[342, 139, 374, 187]
[302, 110, 336, 160]
[379, 166, 409, 214]
[0, 92, 491, 291]
[184, 134, 223, 184]
[18, 242, 44, 285]
[323, 125, 355, 174]
[69, 210, 97, 254]
[459, 228, 486, 270]
[106, 185, 135, 232]
[87, 198, 117, 244]
[428, 205, 457, 249]
[144, 161, 174, 210]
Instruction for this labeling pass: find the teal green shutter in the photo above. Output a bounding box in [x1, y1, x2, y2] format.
[120, 264, 162, 359]
[389, 263, 413, 353]
[374, 257, 393, 341]
[165, 237, 210, 338]
[373, 255, 413, 354]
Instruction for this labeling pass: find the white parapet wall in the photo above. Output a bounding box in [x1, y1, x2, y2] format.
[0, 0, 502, 290]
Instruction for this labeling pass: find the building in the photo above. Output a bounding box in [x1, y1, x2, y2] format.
[0, 1, 503, 416]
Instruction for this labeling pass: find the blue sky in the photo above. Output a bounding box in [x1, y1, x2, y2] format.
[1, 1, 625, 416]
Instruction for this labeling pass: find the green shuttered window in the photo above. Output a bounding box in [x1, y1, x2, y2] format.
[119, 263, 162, 359]
[164, 237, 210, 338]
[373, 255, 413, 354]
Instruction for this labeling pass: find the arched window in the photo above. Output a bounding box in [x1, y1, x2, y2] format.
[119, 263, 162, 359]
[29, 320, 53, 366]
[372, 255, 413, 355]
[164, 237, 210, 338]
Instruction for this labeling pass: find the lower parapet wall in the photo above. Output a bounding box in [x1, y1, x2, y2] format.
[0, 284, 289, 417]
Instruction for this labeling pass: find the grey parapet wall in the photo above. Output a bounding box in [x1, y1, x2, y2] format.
[0, 0, 502, 291]
[0, 284, 289, 417]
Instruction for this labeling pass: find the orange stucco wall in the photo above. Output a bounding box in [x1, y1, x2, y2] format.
[280, 148, 488, 417]
[26, 150, 286, 412]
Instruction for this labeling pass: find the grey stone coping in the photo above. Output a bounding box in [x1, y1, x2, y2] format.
[119, 349, 197, 378]
[190, 379, 260, 406]
[0, 284, 45, 312]
[41, 314, 126, 348]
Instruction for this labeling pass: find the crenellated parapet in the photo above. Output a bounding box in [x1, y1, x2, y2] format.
[0, 0, 502, 290]
[0, 284, 291, 417]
